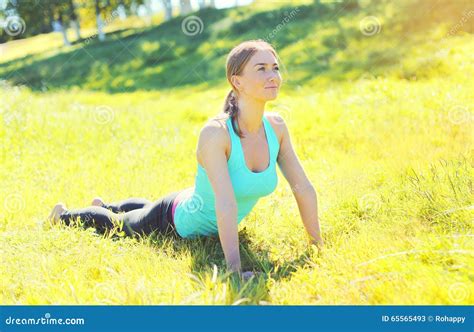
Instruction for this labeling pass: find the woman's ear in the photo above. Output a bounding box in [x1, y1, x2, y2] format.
[231, 75, 242, 92]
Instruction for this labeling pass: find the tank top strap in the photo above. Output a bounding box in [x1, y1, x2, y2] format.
[226, 116, 238, 141]
[262, 115, 280, 164]
[226, 116, 243, 166]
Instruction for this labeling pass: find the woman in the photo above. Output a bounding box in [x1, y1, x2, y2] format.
[49, 39, 324, 280]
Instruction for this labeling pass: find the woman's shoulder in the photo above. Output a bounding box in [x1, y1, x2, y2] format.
[264, 112, 285, 145]
[199, 114, 230, 152]
[200, 113, 230, 137]
[196, 113, 232, 162]
[208, 112, 231, 127]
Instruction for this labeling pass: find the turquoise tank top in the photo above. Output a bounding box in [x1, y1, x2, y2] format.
[173, 114, 280, 238]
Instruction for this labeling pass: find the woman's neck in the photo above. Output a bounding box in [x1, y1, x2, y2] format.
[236, 97, 266, 134]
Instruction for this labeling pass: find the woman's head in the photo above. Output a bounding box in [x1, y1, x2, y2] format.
[223, 39, 283, 137]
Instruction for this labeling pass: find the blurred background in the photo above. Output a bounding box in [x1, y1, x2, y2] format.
[1, 0, 472, 91]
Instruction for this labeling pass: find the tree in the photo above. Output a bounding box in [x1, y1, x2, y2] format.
[0, 0, 145, 44]
[197, 0, 206, 10]
[161, 0, 172, 21]
[180, 0, 192, 16]
[68, 0, 81, 40]
[95, 0, 106, 41]
[52, 11, 71, 46]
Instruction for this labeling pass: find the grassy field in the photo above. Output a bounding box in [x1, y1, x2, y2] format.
[0, 0, 472, 304]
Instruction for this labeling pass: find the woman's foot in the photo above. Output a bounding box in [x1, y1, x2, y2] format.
[91, 197, 105, 207]
[48, 202, 67, 225]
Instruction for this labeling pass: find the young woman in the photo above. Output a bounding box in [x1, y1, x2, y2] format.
[49, 39, 324, 280]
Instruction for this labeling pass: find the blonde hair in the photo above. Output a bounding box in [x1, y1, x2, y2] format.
[222, 39, 281, 138]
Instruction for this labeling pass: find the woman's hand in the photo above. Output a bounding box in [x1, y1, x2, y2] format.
[310, 235, 324, 250]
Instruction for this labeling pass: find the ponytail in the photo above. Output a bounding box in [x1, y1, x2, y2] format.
[223, 90, 244, 138]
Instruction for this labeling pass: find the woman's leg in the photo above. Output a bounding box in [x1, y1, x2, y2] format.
[59, 205, 127, 235]
[56, 191, 182, 238]
[104, 198, 152, 213]
[92, 197, 152, 213]
[120, 191, 180, 237]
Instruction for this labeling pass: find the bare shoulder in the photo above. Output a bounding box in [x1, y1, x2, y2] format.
[200, 113, 230, 143]
[208, 112, 230, 129]
[196, 113, 231, 164]
[198, 125, 226, 149]
[264, 111, 287, 145]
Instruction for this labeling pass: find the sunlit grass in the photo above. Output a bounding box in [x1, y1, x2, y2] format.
[1, 53, 472, 303]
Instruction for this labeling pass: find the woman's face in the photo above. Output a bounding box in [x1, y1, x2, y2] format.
[233, 49, 282, 102]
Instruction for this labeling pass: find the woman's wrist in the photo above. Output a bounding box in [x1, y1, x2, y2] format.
[309, 234, 324, 246]
[227, 260, 242, 274]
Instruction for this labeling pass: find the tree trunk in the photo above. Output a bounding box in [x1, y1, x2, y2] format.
[162, 0, 172, 21]
[197, 0, 206, 10]
[180, 0, 192, 16]
[95, 0, 105, 41]
[68, 0, 81, 40]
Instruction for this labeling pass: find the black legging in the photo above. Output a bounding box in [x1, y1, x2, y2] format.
[59, 191, 182, 238]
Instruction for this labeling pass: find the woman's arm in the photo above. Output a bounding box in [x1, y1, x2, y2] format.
[196, 122, 242, 273]
[271, 114, 324, 247]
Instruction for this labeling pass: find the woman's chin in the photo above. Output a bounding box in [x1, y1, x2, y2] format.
[263, 91, 279, 101]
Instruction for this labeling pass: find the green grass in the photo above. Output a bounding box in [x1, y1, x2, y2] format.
[0, 0, 473, 304]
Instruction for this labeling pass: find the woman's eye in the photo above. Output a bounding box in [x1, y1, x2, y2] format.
[257, 66, 279, 71]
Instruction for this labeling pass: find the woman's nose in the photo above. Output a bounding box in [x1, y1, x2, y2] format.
[268, 74, 280, 84]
